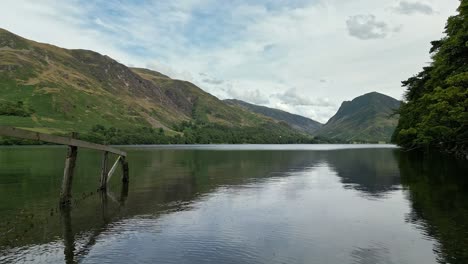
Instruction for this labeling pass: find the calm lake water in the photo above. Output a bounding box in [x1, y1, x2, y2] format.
[0, 145, 467, 264]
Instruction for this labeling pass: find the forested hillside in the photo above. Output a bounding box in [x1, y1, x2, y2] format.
[392, 0, 468, 157]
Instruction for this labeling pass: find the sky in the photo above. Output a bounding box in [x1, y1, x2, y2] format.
[0, 0, 460, 123]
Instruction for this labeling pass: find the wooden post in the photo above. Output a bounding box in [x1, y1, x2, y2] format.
[120, 156, 129, 183]
[100, 151, 109, 190]
[100, 191, 109, 222]
[60, 207, 75, 263]
[60, 145, 78, 207]
[119, 182, 129, 206]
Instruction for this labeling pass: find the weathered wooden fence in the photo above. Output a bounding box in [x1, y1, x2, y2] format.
[0, 126, 129, 207]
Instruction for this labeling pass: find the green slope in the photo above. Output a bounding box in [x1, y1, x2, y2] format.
[0, 28, 186, 133]
[0, 28, 312, 144]
[224, 99, 322, 134]
[130, 68, 265, 127]
[315, 92, 401, 143]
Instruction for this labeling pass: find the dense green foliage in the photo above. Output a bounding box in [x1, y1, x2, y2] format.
[315, 92, 401, 143]
[79, 122, 321, 144]
[392, 1, 468, 155]
[224, 99, 323, 134]
[0, 123, 325, 145]
[0, 100, 32, 117]
[172, 122, 320, 144]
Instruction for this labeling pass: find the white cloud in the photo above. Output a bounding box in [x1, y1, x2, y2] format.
[346, 15, 391, 40]
[392, 1, 435, 15]
[226, 86, 270, 105]
[202, 78, 224, 85]
[274, 88, 334, 107]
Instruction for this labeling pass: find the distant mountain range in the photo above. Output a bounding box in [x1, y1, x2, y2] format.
[0, 28, 401, 144]
[0, 28, 311, 144]
[227, 93, 401, 143]
[224, 99, 322, 134]
[314, 92, 401, 142]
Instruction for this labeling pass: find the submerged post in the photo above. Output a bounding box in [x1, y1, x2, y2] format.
[60, 144, 78, 207]
[120, 156, 129, 183]
[60, 207, 75, 263]
[100, 151, 109, 190]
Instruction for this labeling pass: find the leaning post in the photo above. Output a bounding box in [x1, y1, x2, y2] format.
[100, 151, 109, 190]
[60, 133, 79, 207]
[120, 156, 129, 183]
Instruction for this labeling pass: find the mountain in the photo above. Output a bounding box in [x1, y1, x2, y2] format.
[224, 99, 322, 134]
[315, 92, 401, 143]
[0, 28, 312, 144]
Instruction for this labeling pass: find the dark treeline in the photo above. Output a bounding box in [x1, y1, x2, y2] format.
[79, 123, 330, 145]
[0, 100, 33, 117]
[392, 0, 468, 157]
[0, 123, 340, 145]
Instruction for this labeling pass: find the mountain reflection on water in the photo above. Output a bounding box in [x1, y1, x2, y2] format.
[0, 145, 467, 264]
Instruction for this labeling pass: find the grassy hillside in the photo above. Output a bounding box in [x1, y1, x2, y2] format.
[130, 68, 264, 127]
[0, 28, 313, 144]
[315, 92, 401, 143]
[224, 99, 322, 134]
[0, 28, 185, 134]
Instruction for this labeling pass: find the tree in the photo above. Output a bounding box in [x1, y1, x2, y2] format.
[392, 0, 468, 155]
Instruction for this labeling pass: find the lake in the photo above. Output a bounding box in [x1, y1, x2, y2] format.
[0, 145, 467, 264]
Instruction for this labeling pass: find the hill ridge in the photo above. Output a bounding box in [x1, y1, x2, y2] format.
[315, 92, 401, 142]
[224, 99, 322, 134]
